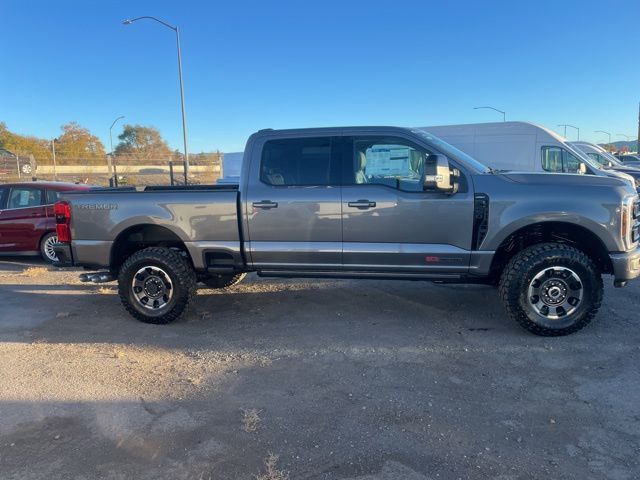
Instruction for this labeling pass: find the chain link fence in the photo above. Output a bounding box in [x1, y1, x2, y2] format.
[0, 153, 222, 187]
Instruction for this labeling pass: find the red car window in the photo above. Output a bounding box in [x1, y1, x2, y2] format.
[45, 189, 62, 205]
[8, 187, 43, 209]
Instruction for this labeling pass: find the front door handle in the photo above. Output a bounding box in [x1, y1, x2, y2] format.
[348, 200, 376, 209]
[252, 200, 278, 209]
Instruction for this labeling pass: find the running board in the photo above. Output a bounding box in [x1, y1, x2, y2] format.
[257, 270, 462, 281]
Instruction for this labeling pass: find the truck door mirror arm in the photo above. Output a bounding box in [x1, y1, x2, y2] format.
[423, 154, 459, 194]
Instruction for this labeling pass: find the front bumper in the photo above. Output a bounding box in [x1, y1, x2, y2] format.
[610, 248, 640, 284]
[52, 243, 74, 267]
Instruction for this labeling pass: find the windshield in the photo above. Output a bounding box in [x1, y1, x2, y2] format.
[411, 129, 490, 173]
[599, 150, 623, 166]
[586, 152, 620, 167]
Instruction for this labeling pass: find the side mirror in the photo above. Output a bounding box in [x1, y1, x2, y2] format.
[579, 163, 587, 174]
[424, 154, 458, 194]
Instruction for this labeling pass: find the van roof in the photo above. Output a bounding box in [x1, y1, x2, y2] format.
[418, 121, 567, 143]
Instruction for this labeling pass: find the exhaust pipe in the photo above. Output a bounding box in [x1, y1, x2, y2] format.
[79, 272, 115, 283]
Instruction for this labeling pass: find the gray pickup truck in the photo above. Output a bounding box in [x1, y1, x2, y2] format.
[53, 126, 640, 336]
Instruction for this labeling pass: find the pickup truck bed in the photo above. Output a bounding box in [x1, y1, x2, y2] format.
[57, 185, 244, 273]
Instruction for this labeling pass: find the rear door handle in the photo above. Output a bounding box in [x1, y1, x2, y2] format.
[252, 200, 278, 209]
[348, 200, 376, 209]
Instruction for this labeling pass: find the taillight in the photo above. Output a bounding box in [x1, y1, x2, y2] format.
[54, 201, 72, 243]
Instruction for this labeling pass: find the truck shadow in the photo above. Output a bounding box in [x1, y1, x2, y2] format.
[0, 274, 528, 345]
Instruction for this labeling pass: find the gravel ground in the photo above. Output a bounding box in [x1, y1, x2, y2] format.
[0, 257, 639, 479]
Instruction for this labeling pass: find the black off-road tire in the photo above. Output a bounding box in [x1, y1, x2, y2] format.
[201, 273, 246, 289]
[498, 242, 603, 336]
[117, 247, 196, 324]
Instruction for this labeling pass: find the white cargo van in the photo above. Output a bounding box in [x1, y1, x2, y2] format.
[570, 141, 623, 168]
[419, 121, 601, 175]
[217, 151, 243, 185]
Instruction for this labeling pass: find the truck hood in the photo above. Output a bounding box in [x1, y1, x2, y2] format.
[499, 170, 635, 192]
[497, 171, 636, 192]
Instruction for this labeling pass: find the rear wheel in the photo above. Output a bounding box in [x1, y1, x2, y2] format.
[21, 163, 33, 175]
[118, 247, 196, 324]
[499, 243, 603, 336]
[40, 232, 59, 263]
[201, 273, 246, 289]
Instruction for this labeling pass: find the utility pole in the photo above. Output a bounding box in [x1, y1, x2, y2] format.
[473, 106, 506, 122]
[51, 139, 57, 181]
[109, 115, 125, 187]
[594, 130, 612, 150]
[637, 102, 640, 154]
[558, 124, 579, 140]
[122, 16, 189, 183]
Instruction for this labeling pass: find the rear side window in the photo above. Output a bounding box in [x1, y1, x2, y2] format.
[45, 190, 61, 205]
[0, 187, 7, 209]
[7, 187, 43, 209]
[542, 147, 583, 173]
[261, 137, 332, 186]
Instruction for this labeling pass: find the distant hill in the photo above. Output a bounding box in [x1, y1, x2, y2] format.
[597, 140, 638, 152]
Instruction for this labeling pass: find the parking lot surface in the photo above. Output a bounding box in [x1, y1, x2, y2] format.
[0, 258, 639, 479]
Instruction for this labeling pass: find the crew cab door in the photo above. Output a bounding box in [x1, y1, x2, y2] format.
[244, 136, 342, 269]
[0, 185, 47, 252]
[341, 135, 475, 274]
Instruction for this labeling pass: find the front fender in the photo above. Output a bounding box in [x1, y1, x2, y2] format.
[482, 198, 622, 252]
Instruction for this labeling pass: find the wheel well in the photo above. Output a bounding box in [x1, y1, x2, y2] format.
[110, 225, 192, 273]
[490, 222, 612, 279]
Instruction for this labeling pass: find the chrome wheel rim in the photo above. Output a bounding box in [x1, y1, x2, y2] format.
[21, 164, 32, 174]
[44, 235, 59, 261]
[528, 267, 583, 320]
[131, 266, 173, 310]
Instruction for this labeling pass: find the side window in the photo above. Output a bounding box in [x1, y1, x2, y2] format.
[352, 138, 429, 192]
[7, 187, 43, 209]
[542, 147, 583, 173]
[261, 137, 332, 186]
[45, 190, 61, 205]
[542, 147, 563, 172]
[588, 152, 615, 168]
[563, 150, 582, 173]
[0, 187, 7, 209]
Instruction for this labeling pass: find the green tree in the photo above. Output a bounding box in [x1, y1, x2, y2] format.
[54, 122, 105, 162]
[114, 124, 172, 162]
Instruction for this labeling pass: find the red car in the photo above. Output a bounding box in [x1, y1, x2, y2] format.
[0, 182, 92, 262]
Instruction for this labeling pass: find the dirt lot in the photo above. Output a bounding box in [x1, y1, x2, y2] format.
[0, 258, 639, 480]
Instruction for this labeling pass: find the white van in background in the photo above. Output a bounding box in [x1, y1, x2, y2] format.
[217, 151, 244, 185]
[419, 121, 603, 175]
[570, 141, 623, 167]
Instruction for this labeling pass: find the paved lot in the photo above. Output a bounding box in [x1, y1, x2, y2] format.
[0, 258, 639, 479]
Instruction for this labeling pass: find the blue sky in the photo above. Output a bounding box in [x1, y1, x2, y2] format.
[1, 0, 639, 153]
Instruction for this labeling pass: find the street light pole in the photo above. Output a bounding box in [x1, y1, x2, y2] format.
[109, 115, 125, 185]
[617, 133, 632, 140]
[122, 16, 189, 183]
[473, 106, 506, 122]
[594, 130, 612, 148]
[558, 124, 580, 140]
[51, 139, 57, 181]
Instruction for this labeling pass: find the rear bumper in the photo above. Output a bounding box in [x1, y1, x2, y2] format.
[52, 243, 74, 267]
[610, 248, 640, 284]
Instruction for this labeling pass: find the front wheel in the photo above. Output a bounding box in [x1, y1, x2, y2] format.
[118, 247, 196, 324]
[499, 243, 603, 336]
